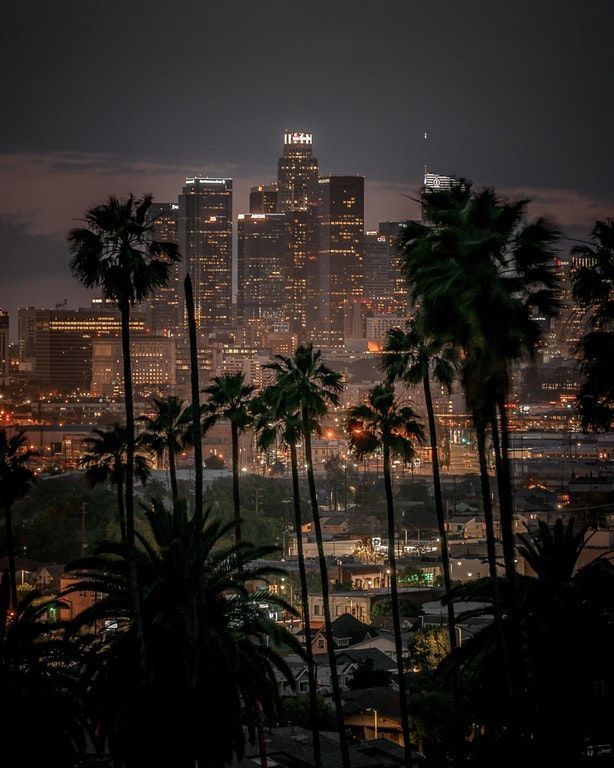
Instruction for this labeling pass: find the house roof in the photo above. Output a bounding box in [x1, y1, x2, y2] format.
[336, 647, 396, 672]
[330, 613, 381, 643]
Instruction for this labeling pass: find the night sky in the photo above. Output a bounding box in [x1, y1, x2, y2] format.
[1, 0, 613, 333]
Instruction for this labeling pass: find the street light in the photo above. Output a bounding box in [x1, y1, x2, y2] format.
[366, 708, 378, 739]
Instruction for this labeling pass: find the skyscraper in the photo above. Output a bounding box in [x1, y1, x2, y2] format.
[378, 221, 410, 315]
[249, 184, 278, 214]
[317, 175, 365, 347]
[283, 207, 319, 335]
[237, 213, 286, 324]
[147, 202, 179, 336]
[178, 177, 233, 332]
[0, 310, 9, 386]
[277, 131, 319, 212]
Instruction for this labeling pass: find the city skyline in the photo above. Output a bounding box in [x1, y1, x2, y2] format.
[2, 0, 613, 328]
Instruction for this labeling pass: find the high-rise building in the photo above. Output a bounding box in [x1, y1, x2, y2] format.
[317, 175, 365, 347]
[283, 207, 319, 335]
[18, 307, 37, 362]
[32, 308, 147, 393]
[364, 231, 392, 301]
[277, 131, 319, 212]
[249, 184, 278, 214]
[378, 221, 410, 315]
[147, 203, 179, 336]
[0, 310, 9, 386]
[178, 177, 233, 332]
[237, 213, 286, 324]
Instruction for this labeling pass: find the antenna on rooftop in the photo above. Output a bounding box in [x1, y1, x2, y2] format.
[423, 130, 429, 179]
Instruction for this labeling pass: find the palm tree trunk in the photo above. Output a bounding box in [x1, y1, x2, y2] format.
[494, 401, 517, 585]
[423, 374, 456, 650]
[231, 422, 241, 546]
[383, 444, 413, 766]
[120, 298, 147, 679]
[184, 276, 203, 518]
[4, 504, 18, 610]
[168, 442, 178, 505]
[256, 700, 268, 768]
[476, 418, 513, 701]
[290, 442, 321, 768]
[475, 421, 499, 592]
[116, 476, 127, 544]
[302, 409, 350, 768]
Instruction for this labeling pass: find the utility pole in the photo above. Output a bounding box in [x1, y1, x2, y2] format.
[81, 502, 87, 557]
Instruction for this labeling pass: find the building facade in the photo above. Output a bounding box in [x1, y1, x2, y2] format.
[277, 131, 319, 212]
[317, 175, 365, 347]
[147, 202, 180, 336]
[178, 177, 233, 332]
[237, 212, 286, 324]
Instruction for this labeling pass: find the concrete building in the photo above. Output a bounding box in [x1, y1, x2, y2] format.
[31, 308, 147, 393]
[91, 336, 176, 396]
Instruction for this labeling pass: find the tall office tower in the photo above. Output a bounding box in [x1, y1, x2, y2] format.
[277, 131, 319, 212]
[379, 221, 411, 315]
[364, 231, 393, 302]
[18, 306, 37, 361]
[317, 175, 365, 347]
[147, 202, 179, 336]
[249, 184, 278, 214]
[0, 310, 9, 386]
[282, 207, 319, 336]
[178, 177, 233, 332]
[237, 213, 286, 324]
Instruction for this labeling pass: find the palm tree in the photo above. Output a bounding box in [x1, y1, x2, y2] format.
[184, 274, 204, 518]
[347, 384, 424, 764]
[138, 396, 193, 505]
[202, 373, 255, 547]
[252, 387, 321, 768]
[0, 430, 35, 610]
[400, 183, 561, 588]
[382, 318, 459, 650]
[69, 194, 180, 674]
[62, 500, 300, 768]
[264, 344, 350, 768]
[80, 425, 151, 543]
[571, 218, 614, 431]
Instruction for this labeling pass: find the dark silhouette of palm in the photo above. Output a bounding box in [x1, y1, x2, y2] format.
[347, 383, 424, 764]
[202, 373, 255, 547]
[252, 386, 322, 768]
[0, 429, 35, 609]
[69, 194, 180, 675]
[382, 317, 459, 650]
[571, 218, 614, 430]
[138, 396, 193, 505]
[264, 344, 350, 768]
[80, 425, 151, 543]
[400, 183, 560, 626]
[63, 500, 299, 767]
